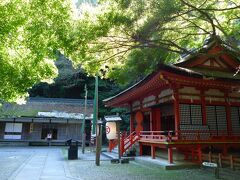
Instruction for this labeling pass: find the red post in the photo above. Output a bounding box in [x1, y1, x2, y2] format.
[168, 147, 173, 164]
[151, 145, 156, 159]
[191, 148, 194, 161]
[174, 89, 180, 135]
[201, 90, 207, 125]
[225, 92, 232, 135]
[157, 109, 161, 131]
[198, 146, 202, 163]
[121, 134, 124, 156]
[130, 113, 135, 133]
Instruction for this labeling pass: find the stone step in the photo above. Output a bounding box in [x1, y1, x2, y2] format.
[111, 149, 119, 154]
[0, 141, 29, 146]
[102, 151, 118, 159]
[102, 151, 135, 161]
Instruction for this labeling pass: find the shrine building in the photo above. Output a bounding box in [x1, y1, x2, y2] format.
[104, 37, 240, 163]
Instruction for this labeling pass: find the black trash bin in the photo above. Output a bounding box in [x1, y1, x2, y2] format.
[66, 139, 79, 160]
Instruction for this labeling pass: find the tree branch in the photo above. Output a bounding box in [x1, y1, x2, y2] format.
[180, 0, 216, 35]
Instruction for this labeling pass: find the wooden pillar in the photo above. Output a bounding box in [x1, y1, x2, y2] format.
[191, 148, 195, 162]
[198, 145, 202, 163]
[168, 147, 173, 164]
[223, 145, 228, 156]
[218, 153, 222, 168]
[201, 90, 207, 125]
[225, 92, 232, 135]
[151, 145, 156, 159]
[156, 109, 161, 131]
[174, 89, 180, 133]
[230, 155, 234, 170]
[150, 111, 153, 131]
[152, 108, 161, 131]
[130, 113, 135, 133]
[209, 151, 212, 162]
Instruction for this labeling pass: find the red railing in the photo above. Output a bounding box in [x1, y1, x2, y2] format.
[108, 131, 140, 156]
[140, 131, 176, 142]
[120, 131, 140, 156]
[108, 132, 126, 152]
[139, 130, 240, 142]
[109, 130, 240, 155]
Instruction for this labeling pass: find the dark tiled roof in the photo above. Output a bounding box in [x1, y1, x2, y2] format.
[29, 97, 94, 105]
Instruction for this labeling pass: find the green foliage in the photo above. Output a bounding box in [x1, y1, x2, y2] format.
[0, 0, 74, 103]
[3, 0, 240, 103]
[29, 54, 123, 119]
[0, 104, 39, 118]
[66, 0, 240, 85]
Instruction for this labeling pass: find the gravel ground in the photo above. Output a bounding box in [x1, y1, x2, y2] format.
[67, 160, 218, 180]
[0, 146, 235, 180]
[64, 148, 217, 180]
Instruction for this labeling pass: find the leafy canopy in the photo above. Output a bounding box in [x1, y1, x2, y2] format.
[67, 0, 240, 85]
[0, 0, 74, 103]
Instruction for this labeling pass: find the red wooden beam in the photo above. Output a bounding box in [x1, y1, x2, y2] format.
[168, 147, 173, 164]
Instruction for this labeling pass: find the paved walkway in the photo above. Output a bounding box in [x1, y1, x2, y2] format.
[0, 146, 219, 180]
[8, 147, 77, 180]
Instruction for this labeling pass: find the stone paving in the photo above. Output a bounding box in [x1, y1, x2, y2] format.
[0, 147, 31, 180]
[0, 146, 75, 180]
[0, 146, 219, 180]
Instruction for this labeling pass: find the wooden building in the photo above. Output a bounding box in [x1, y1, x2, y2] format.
[0, 98, 93, 145]
[104, 37, 240, 163]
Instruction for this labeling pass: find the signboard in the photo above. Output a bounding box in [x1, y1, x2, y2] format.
[202, 162, 218, 168]
[4, 123, 22, 140]
[104, 116, 122, 122]
[106, 122, 117, 140]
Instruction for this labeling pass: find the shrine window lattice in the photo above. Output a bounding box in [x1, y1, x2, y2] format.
[206, 106, 227, 136]
[231, 106, 240, 135]
[180, 104, 203, 125]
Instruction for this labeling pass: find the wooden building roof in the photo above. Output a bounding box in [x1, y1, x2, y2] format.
[104, 36, 240, 107]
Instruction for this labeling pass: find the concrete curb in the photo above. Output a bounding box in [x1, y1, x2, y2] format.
[135, 156, 200, 170]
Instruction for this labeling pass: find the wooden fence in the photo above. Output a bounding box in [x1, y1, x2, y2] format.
[202, 152, 240, 170]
